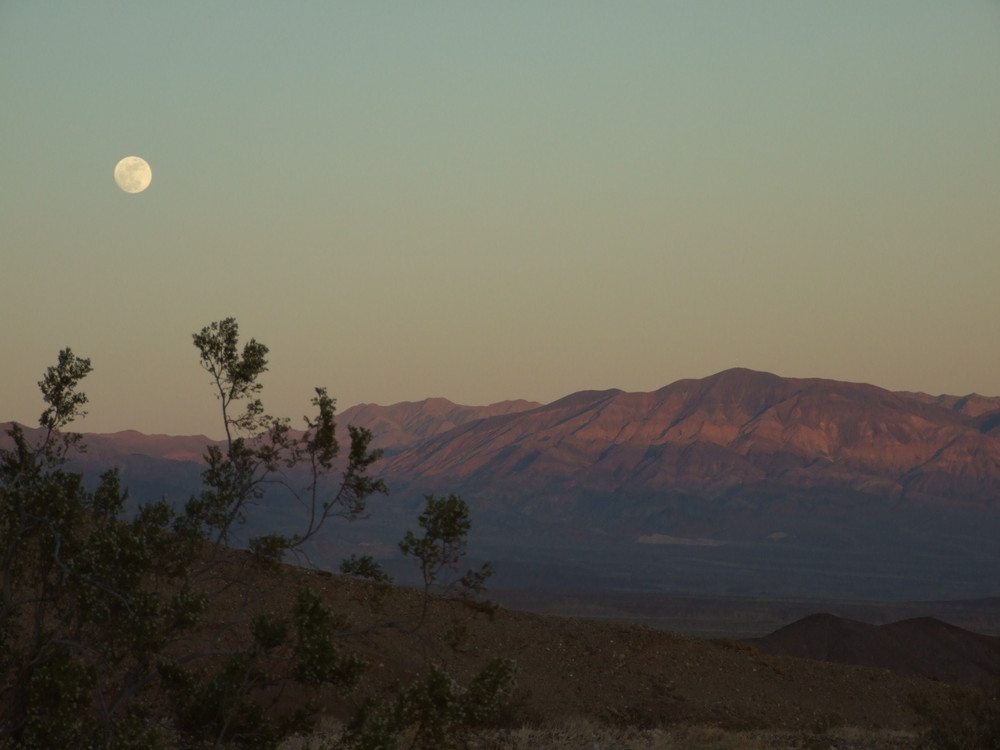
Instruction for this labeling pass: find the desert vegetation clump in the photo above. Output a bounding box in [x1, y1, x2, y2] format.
[911, 683, 1000, 750]
[297, 719, 921, 750]
[0, 318, 513, 750]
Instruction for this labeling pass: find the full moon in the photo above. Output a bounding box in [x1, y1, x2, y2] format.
[114, 156, 152, 194]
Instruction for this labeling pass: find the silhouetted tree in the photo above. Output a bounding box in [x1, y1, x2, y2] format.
[0, 319, 514, 750]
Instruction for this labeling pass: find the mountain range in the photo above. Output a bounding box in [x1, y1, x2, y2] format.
[5, 368, 1000, 602]
[379, 367, 1000, 508]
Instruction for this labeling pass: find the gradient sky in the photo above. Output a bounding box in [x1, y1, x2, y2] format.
[2, 2, 999, 438]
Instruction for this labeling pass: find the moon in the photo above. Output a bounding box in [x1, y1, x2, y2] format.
[114, 156, 152, 194]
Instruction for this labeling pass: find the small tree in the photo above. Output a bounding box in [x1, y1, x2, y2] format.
[0, 319, 515, 750]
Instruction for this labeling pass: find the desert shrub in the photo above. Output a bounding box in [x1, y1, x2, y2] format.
[338, 658, 518, 750]
[911, 683, 1000, 750]
[0, 319, 509, 750]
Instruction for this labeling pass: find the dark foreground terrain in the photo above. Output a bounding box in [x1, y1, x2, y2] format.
[227, 556, 988, 750]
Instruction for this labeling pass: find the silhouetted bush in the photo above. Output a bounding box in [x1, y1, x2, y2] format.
[0, 319, 509, 750]
[911, 683, 1000, 750]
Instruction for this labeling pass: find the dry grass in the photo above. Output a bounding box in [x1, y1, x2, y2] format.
[279, 717, 921, 750]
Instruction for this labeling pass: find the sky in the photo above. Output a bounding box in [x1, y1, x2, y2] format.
[2, 1, 999, 438]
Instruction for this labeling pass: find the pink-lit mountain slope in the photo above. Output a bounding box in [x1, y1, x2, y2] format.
[380, 368, 1000, 509]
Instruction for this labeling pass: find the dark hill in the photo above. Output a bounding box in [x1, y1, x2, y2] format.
[747, 613, 1000, 688]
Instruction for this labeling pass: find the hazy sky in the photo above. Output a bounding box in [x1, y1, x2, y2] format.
[2, 2, 999, 438]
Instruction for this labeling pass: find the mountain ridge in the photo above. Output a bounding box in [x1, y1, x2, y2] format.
[379, 367, 1000, 509]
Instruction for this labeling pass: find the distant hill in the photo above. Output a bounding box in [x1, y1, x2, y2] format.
[338, 397, 542, 453]
[747, 613, 1000, 688]
[0, 397, 541, 500]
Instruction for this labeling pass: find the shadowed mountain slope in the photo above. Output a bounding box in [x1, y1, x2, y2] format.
[337, 397, 541, 452]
